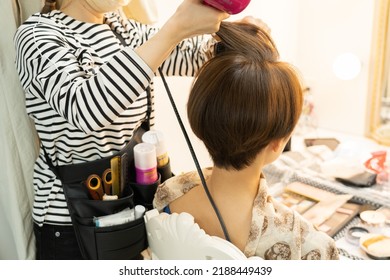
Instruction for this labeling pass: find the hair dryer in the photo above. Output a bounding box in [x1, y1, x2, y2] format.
[203, 0, 251, 14]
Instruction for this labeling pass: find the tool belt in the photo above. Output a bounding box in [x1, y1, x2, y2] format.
[44, 122, 161, 259]
[43, 88, 171, 259]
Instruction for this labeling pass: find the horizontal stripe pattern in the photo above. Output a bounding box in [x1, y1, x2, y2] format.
[14, 10, 210, 226]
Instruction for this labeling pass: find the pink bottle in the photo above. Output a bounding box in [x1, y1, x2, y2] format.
[203, 0, 251, 14]
[134, 143, 158, 185]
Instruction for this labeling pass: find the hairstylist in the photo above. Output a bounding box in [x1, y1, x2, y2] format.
[14, 0, 229, 260]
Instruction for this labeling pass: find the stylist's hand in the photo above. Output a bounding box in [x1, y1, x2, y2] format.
[164, 0, 230, 41]
[135, 0, 229, 72]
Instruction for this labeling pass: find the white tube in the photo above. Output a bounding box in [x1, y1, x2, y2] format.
[134, 205, 146, 220]
[94, 207, 135, 228]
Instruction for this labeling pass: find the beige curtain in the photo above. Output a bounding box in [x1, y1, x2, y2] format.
[0, 0, 43, 260]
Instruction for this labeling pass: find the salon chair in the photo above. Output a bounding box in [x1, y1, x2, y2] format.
[144, 209, 261, 260]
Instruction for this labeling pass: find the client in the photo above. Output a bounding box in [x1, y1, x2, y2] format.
[153, 21, 339, 260]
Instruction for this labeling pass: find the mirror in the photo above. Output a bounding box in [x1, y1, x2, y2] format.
[368, 0, 390, 145]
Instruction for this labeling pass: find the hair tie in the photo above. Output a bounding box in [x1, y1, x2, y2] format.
[45, 0, 56, 7]
[215, 42, 226, 55]
[42, 0, 56, 13]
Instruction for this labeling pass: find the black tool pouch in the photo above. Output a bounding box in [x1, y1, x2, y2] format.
[44, 123, 150, 260]
[64, 182, 146, 260]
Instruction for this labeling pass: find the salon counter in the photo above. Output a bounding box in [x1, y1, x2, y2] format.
[264, 127, 390, 260]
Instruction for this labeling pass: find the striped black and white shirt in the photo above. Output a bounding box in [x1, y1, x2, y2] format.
[14, 10, 210, 226]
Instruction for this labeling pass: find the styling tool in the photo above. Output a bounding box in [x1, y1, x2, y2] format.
[203, 0, 251, 14]
[85, 174, 104, 200]
[102, 168, 112, 195]
[110, 156, 121, 196]
[120, 153, 129, 197]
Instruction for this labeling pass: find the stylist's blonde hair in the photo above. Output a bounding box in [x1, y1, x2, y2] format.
[41, 0, 65, 13]
[40, 0, 131, 29]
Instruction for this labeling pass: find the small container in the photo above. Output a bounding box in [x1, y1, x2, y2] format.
[345, 226, 370, 245]
[360, 210, 386, 227]
[134, 143, 158, 185]
[142, 130, 169, 168]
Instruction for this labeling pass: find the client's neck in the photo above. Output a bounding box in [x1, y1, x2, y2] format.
[208, 159, 264, 200]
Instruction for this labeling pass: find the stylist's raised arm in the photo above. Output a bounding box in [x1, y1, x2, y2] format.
[135, 0, 230, 72]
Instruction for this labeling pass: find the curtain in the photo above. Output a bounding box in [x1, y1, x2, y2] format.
[0, 0, 42, 260]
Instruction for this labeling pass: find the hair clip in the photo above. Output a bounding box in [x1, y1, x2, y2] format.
[215, 42, 226, 55]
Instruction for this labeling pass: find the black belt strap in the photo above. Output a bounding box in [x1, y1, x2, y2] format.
[44, 125, 146, 184]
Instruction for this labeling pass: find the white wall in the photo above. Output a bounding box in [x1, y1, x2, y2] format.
[294, 0, 374, 136]
[152, 0, 375, 174]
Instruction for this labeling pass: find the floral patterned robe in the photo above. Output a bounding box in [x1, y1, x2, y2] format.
[153, 168, 339, 260]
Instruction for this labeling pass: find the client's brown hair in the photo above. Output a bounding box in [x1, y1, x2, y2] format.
[187, 21, 303, 170]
